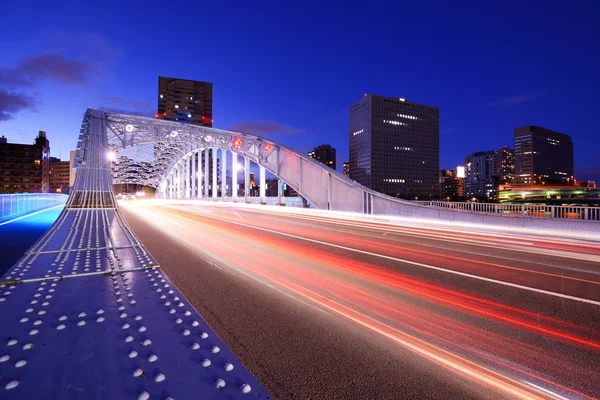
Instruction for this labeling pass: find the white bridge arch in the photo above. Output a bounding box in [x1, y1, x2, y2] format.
[103, 109, 411, 214]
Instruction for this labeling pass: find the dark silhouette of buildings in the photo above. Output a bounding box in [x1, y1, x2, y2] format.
[514, 126, 573, 186]
[0, 132, 50, 193]
[157, 77, 213, 127]
[308, 144, 336, 170]
[349, 94, 439, 199]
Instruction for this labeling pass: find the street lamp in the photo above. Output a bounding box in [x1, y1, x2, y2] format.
[106, 151, 116, 161]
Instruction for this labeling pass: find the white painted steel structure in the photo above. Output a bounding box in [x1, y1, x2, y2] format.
[99, 110, 600, 234]
[413, 201, 600, 221]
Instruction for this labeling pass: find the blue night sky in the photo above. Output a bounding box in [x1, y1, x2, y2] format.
[0, 1, 598, 180]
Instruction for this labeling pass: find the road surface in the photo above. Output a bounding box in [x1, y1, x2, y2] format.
[120, 200, 600, 400]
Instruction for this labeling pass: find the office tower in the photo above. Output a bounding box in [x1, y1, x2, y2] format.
[464, 150, 496, 199]
[342, 161, 350, 178]
[493, 146, 515, 185]
[157, 77, 213, 127]
[308, 144, 336, 170]
[514, 126, 574, 186]
[49, 157, 71, 193]
[440, 169, 464, 200]
[0, 131, 50, 193]
[349, 94, 439, 199]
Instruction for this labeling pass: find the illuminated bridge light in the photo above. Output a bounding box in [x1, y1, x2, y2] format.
[233, 138, 243, 147]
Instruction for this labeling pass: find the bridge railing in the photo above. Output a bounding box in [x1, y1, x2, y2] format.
[0, 193, 68, 222]
[412, 201, 600, 221]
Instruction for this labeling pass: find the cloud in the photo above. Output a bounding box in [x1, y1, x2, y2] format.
[490, 93, 545, 107]
[229, 120, 303, 136]
[0, 53, 99, 87]
[0, 88, 36, 121]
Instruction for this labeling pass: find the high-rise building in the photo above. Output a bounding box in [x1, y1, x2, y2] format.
[440, 169, 464, 200]
[493, 146, 515, 184]
[157, 77, 213, 127]
[342, 161, 350, 178]
[514, 126, 574, 186]
[349, 94, 439, 199]
[49, 157, 71, 193]
[0, 131, 50, 193]
[464, 150, 496, 199]
[308, 144, 336, 170]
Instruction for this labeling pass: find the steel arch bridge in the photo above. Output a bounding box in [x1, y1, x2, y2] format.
[98, 110, 600, 234]
[103, 110, 423, 214]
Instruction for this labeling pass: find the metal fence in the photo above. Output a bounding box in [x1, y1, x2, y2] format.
[413, 201, 600, 221]
[0, 193, 69, 221]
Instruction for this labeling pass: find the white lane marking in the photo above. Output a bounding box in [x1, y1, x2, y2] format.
[523, 382, 571, 400]
[128, 205, 329, 315]
[162, 228, 329, 315]
[177, 211, 600, 308]
[0, 205, 64, 227]
[169, 205, 600, 268]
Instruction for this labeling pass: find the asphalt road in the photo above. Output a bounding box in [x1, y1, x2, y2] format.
[120, 200, 600, 400]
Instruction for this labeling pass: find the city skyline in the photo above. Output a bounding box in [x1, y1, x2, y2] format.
[0, 2, 599, 181]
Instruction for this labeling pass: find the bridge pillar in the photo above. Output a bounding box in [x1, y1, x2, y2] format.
[185, 155, 191, 199]
[197, 150, 204, 199]
[221, 149, 227, 200]
[175, 162, 181, 199]
[204, 148, 209, 199]
[180, 161, 184, 199]
[232, 152, 238, 202]
[244, 157, 250, 203]
[191, 152, 196, 198]
[212, 148, 217, 200]
[259, 165, 266, 204]
[278, 178, 285, 206]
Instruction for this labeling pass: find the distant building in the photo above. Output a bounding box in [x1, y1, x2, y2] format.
[69, 150, 77, 187]
[493, 146, 515, 184]
[308, 144, 336, 169]
[157, 77, 213, 127]
[349, 94, 439, 199]
[464, 150, 496, 199]
[342, 161, 350, 178]
[440, 169, 464, 200]
[49, 157, 71, 193]
[514, 126, 574, 186]
[0, 132, 50, 193]
[498, 185, 600, 205]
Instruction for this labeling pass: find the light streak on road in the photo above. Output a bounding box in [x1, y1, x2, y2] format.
[121, 200, 600, 399]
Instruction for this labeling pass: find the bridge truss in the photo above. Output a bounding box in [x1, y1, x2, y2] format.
[0, 110, 269, 399]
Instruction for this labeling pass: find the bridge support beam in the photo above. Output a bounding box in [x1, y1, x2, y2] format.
[204, 149, 209, 198]
[175, 162, 180, 199]
[259, 165, 266, 204]
[197, 150, 202, 198]
[185, 155, 191, 199]
[221, 149, 227, 200]
[278, 179, 284, 205]
[191, 152, 196, 198]
[212, 148, 217, 200]
[244, 157, 250, 203]
[232, 153, 238, 202]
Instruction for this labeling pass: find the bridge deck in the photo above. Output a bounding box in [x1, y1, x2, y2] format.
[0, 110, 269, 399]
